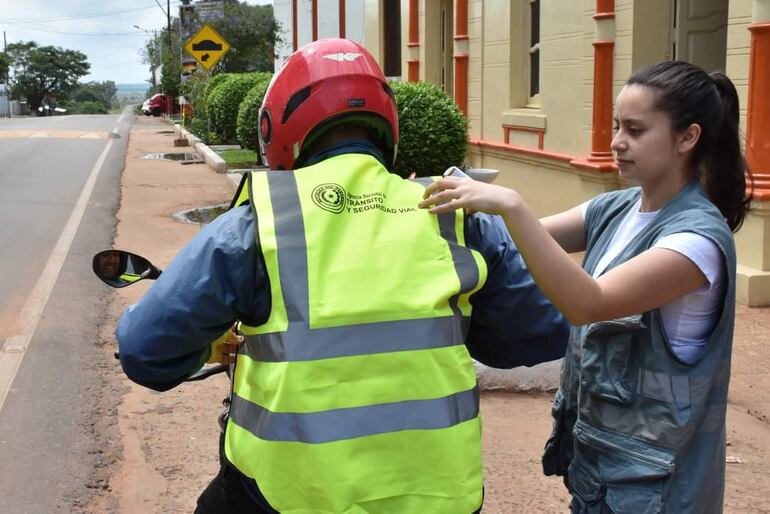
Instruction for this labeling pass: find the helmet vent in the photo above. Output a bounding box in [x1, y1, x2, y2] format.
[282, 86, 311, 124]
[383, 83, 396, 102]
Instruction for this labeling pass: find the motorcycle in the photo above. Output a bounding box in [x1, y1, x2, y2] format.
[91, 249, 229, 382]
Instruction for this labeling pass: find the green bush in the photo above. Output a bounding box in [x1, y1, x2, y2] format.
[66, 100, 108, 114]
[179, 73, 234, 145]
[236, 75, 272, 154]
[186, 117, 220, 145]
[207, 72, 266, 143]
[203, 72, 234, 103]
[203, 74, 234, 138]
[390, 81, 468, 177]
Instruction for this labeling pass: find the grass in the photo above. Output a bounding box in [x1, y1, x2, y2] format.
[218, 148, 259, 167]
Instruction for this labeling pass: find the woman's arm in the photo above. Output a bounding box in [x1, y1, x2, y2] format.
[420, 179, 708, 325]
[540, 205, 586, 253]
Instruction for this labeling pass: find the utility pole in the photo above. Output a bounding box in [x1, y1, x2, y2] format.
[3, 30, 9, 117]
[167, 0, 172, 51]
[155, 29, 161, 94]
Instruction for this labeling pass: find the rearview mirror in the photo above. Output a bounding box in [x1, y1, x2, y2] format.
[92, 250, 161, 288]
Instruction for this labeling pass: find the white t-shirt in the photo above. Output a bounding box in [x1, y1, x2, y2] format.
[581, 200, 725, 364]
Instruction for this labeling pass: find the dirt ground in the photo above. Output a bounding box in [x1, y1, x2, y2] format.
[83, 117, 770, 513]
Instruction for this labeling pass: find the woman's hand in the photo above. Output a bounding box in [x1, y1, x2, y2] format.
[417, 177, 520, 215]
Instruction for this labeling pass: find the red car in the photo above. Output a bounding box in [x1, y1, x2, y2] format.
[145, 93, 180, 116]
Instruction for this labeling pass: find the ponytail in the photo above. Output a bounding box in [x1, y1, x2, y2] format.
[627, 62, 753, 231]
[705, 72, 752, 231]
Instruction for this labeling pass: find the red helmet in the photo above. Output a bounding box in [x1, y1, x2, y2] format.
[258, 38, 398, 170]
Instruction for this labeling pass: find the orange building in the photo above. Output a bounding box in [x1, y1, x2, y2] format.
[275, 0, 770, 306]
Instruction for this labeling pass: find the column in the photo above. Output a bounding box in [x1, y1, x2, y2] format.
[453, 0, 469, 114]
[312, 0, 318, 41]
[736, 0, 770, 306]
[570, 0, 618, 177]
[588, 0, 615, 162]
[292, 0, 298, 51]
[747, 4, 770, 201]
[407, 0, 420, 81]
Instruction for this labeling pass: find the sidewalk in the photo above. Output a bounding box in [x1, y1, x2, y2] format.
[85, 115, 770, 513]
[87, 115, 235, 514]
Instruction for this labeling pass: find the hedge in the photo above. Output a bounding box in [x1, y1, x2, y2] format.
[236, 76, 272, 154]
[203, 72, 235, 105]
[390, 81, 468, 177]
[207, 72, 267, 143]
[177, 74, 225, 143]
[205, 74, 238, 141]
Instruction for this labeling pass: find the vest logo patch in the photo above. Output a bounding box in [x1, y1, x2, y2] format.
[312, 183, 347, 214]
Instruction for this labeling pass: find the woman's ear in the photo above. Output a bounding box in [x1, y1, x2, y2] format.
[678, 123, 701, 155]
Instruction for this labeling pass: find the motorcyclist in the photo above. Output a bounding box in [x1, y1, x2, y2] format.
[116, 38, 569, 513]
[94, 250, 142, 286]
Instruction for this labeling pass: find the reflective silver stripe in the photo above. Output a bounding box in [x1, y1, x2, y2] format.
[413, 177, 480, 316]
[437, 206, 479, 296]
[267, 171, 309, 323]
[243, 315, 469, 362]
[230, 386, 480, 443]
[412, 177, 479, 292]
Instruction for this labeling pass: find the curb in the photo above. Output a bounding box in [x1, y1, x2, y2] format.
[174, 124, 227, 174]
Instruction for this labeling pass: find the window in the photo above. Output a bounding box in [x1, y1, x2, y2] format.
[383, 0, 402, 77]
[528, 0, 540, 99]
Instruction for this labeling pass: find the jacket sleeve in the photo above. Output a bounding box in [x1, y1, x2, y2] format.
[464, 213, 569, 368]
[116, 206, 269, 391]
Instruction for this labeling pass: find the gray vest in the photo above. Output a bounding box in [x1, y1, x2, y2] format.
[542, 183, 736, 514]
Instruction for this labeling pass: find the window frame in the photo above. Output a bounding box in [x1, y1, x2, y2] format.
[526, 0, 541, 105]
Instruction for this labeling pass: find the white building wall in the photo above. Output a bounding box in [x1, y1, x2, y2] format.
[273, 0, 294, 70]
[346, 1, 366, 44]
[297, 0, 314, 48]
[318, 0, 340, 39]
[272, 0, 366, 72]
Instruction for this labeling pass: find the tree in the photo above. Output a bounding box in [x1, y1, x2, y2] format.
[70, 100, 109, 114]
[0, 52, 9, 83]
[68, 81, 117, 111]
[207, 2, 281, 73]
[139, 33, 162, 92]
[160, 45, 182, 98]
[6, 42, 90, 115]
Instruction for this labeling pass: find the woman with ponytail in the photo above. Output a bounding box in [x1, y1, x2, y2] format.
[420, 60, 752, 513]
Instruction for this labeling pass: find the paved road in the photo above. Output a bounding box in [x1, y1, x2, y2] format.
[0, 112, 131, 513]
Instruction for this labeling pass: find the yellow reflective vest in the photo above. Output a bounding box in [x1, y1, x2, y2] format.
[119, 273, 141, 283]
[225, 153, 488, 513]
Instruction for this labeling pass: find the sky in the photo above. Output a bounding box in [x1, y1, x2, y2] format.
[1, 0, 272, 86]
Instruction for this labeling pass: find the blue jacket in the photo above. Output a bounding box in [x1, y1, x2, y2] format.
[117, 146, 569, 391]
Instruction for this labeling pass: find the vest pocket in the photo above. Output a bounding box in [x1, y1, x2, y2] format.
[581, 315, 646, 405]
[570, 420, 674, 514]
[542, 389, 570, 476]
[567, 452, 605, 508]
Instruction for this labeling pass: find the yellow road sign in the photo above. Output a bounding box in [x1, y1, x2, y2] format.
[184, 23, 231, 70]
